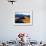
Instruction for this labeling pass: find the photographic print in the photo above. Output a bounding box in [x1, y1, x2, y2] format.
[14, 11, 33, 26]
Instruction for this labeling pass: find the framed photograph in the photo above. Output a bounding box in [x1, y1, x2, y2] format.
[14, 11, 33, 26]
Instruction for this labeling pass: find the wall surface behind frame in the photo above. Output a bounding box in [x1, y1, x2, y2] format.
[0, 0, 46, 41]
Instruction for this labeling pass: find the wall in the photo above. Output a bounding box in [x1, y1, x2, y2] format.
[0, 0, 46, 42]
